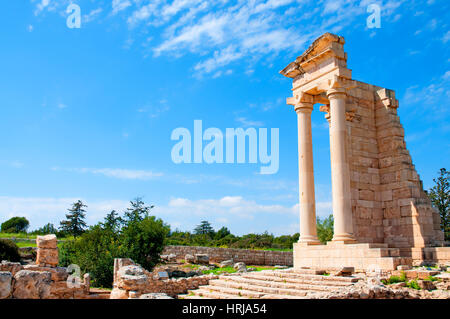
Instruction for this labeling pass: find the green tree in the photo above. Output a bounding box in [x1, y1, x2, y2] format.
[60, 198, 169, 288]
[194, 220, 215, 236]
[121, 215, 170, 271]
[215, 226, 231, 240]
[31, 223, 58, 235]
[1, 217, 30, 233]
[123, 197, 154, 223]
[0, 239, 21, 262]
[428, 168, 450, 241]
[316, 214, 334, 244]
[101, 210, 122, 233]
[59, 224, 121, 287]
[59, 200, 87, 237]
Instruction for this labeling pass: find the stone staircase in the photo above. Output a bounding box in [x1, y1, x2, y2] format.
[179, 268, 361, 299]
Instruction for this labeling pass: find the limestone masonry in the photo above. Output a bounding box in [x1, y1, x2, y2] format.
[280, 33, 449, 271]
[162, 246, 293, 267]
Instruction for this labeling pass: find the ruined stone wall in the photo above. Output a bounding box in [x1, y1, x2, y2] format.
[344, 81, 445, 251]
[162, 245, 293, 266]
[111, 258, 218, 299]
[0, 234, 93, 299]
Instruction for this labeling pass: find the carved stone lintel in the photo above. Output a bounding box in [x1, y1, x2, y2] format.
[320, 104, 356, 122]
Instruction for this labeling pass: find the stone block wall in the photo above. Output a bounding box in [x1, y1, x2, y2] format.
[341, 81, 445, 251]
[162, 245, 293, 266]
[0, 234, 91, 299]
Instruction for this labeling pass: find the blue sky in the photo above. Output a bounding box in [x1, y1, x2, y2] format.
[0, 0, 448, 236]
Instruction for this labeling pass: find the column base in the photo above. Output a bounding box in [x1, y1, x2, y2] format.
[298, 236, 321, 246]
[332, 233, 357, 244]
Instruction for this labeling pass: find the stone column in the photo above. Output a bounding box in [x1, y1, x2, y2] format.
[296, 99, 320, 244]
[327, 88, 356, 243]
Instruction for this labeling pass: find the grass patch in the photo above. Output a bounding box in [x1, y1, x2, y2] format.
[382, 271, 407, 285]
[425, 275, 439, 282]
[248, 266, 276, 271]
[15, 242, 37, 248]
[201, 266, 237, 275]
[406, 279, 420, 290]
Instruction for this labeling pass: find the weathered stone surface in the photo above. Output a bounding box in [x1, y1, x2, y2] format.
[220, 259, 234, 268]
[397, 265, 411, 271]
[234, 262, 247, 273]
[0, 272, 13, 299]
[23, 265, 68, 281]
[36, 248, 59, 267]
[194, 254, 209, 265]
[139, 293, 173, 299]
[332, 267, 354, 277]
[13, 270, 52, 299]
[185, 254, 194, 263]
[418, 280, 436, 291]
[36, 234, 57, 249]
[116, 265, 148, 290]
[110, 287, 128, 299]
[0, 261, 23, 275]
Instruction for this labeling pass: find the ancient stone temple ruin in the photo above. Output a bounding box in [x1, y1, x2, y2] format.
[280, 33, 448, 271]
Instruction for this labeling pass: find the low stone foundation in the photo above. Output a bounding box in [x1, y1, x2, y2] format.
[111, 258, 218, 299]
[162, 245, 293, 266]
[293, 242, 412, 272]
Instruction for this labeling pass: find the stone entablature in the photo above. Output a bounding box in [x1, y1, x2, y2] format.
[281, 33, 447, 269]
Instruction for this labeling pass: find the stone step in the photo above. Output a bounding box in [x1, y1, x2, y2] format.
[223, 275, 353, 289]
[277, 268, 326, 275]
[260, 294, 306, 299]
[178, 294, 208, 299]
[245, 271, 359, 283]
[209, 279, 313, 296]
[188, 288, 247, 299]
[198, 284, 268, 298]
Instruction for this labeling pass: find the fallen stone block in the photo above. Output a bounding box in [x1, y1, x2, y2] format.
[0, 272, 13, 299]
[333, 267, 355, 277]
[194, 254, 210, 265]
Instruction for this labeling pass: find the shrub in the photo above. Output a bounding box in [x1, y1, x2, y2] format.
[59, 226, 121, 288]
[406, 279, 421, 290]
[1, 217, 29, 233]
[0, 239, 21, 262]
[59, 199, 170, 288]
[120, 216, 170, 271]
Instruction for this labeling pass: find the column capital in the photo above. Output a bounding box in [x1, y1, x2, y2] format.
[326, 88, 347, 100]
[295, 103, 313, 114]
[287, 91, 315, 113]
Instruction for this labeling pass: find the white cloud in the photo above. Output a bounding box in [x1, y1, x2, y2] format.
[112, 0, 132, 15]
[235, 117, 264, 127]
[442, 31, 450, 43]
[0, 196, 130, 230]
[83, 8, 103, 24]
[53, 167, 164, 180]
[30, 0, 407, 77]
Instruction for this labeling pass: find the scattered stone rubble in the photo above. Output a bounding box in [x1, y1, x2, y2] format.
[110, 258, 219, 299]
